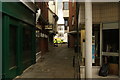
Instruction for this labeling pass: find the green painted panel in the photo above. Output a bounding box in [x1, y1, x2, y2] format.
[2, 15, 10, 79]
[31, 27, 36, 64]
[17, 22, 23, 75]
[2, 2, 36, 79]
[21, 23, 36, 70]
[0, 1, 2, 12]
[0, 6, 2, 80]
[0, 2, 2, 80]
[2, 2, 36, 26]
[8, 18, 19, 79]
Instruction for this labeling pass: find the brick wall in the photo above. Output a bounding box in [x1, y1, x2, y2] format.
[68, 2, 77, 48]
[36, 2, 48, 23]
[69, 2, 77, 31]
[36, 2, 49, 56]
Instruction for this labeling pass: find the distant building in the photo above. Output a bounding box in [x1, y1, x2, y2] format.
[36, 1, 58, 55]
[63, 0, 69, 43]
[68, 1, 77, 48]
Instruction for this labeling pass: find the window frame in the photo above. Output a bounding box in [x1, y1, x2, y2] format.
[63, 2, 69, 10]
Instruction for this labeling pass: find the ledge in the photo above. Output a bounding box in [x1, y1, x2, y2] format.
[20, 0, 38, 13]
[102, 52, 119, 56]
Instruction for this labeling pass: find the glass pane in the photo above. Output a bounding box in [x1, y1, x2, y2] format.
[102, 29, 119, 52]
[36, 38, 40, 53]
[23, 27, 32, 63]
[64, 2, 69, 10]
[9, 25, 17, 68]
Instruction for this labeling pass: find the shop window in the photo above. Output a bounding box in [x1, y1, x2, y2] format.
[92, 25, 100, 66]
[102, 29, 119, 52]
[102, 29, 119, 75]
[23, 27, 32, 64]
[63, 2, 69, 10]
[9, 25, 17, 68]
[36, 30, 41, 53]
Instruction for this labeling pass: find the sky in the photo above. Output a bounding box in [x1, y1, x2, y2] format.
[57, 0, 64, 24]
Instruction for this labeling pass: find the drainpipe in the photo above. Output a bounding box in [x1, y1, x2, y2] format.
[85, 0, 92, 78]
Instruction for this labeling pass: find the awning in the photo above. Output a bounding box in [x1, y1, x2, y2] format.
[68, 31, 77, 34]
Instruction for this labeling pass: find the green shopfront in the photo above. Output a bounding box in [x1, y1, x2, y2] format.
[1, 2, 37, 79]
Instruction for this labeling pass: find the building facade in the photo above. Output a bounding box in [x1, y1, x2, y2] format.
[35, 2, 49, 60]
[2, 2, 37, 79]
[35, 1, 58, 60]
[63, 0, 69, 43]
[1, 1, 58, 79]
[78, 2, 120, 76]
[68, 1, 77, 48]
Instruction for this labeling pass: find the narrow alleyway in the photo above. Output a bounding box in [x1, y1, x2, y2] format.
[19, 44, 75, 78]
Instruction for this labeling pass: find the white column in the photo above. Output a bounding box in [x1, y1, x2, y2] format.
[85, 0, 92, 78]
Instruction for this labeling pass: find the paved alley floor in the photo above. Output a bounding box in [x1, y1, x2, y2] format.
[18, 44, 75, 78]
[15, 44, 119, 80]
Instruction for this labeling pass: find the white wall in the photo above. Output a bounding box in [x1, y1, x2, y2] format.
[63, 10, 69, 17]
[62, 0, 69, 2]
[48, 1, 55, 24]
[63, 33, 68, 42]
[48, 1, 58, 32]
[49, 1, 55, 13]
[48, 10, 55, 24]
[62, 0, 69, 18]
[55, 0, 58, 15]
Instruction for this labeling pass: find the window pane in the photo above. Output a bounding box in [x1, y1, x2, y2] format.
[64, 2, 69, 10]
[9, 25, 17, 68]
[102, 29, 119, 52]
[23, 27, 32, 64]
[64, 20, 68, 30]
[36, 30, 41, 53]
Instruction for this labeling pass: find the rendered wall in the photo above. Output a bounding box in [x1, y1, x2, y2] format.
[79, 3, 119, 24]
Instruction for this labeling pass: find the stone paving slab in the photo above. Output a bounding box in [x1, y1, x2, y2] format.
[18, 44, 75, 78]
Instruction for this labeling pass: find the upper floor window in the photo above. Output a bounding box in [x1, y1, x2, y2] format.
[72, 16, 74, 25]
[72, 0, 74, 7]
[53, 2, 55, 5]
[65, 19, 68, 26]
[59, 33, 64, 37]
[64, 19, 68, 30]
[31, 0, 35, 3]
[63, 2, 69, 10]
[58, 26, 63, 31]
